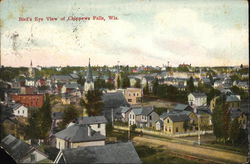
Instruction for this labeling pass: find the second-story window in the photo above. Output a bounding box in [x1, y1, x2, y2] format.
[149, 115, 152, 120]
[98, 123, 101, 128]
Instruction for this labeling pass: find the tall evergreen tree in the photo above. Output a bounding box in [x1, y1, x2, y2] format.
[187, 76, 195, 92]
[229, 118, 240, 145]
[152, 78, 159, 95]
[39, 94, 52, 139]
[81, 90, 104, 116]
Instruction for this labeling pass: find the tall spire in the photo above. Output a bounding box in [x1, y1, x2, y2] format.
[86, 58, 93, 83]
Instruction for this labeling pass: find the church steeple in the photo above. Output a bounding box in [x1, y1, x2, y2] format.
[29, 60, 34, 78]
[84, 58, 95, 92]
[86, 58, 93, 83]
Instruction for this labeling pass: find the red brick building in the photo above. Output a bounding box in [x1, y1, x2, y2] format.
[11, 94, 44, 108]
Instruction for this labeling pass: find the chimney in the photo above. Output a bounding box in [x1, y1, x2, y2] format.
[193, 106, 197, 114]
[87, 126, 91, 136]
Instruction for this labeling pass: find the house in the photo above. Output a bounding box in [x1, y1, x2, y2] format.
[52, 112, 64, 128]
[163, 113, 190, 134]
[54, 142, 141, 164]
[120, 106, 132, 122]
[55, 124, 105, 150]
[12, 103, 29, 118]
[61, 94, 80, 105]
[196, 106, 213, 127]
[188, 92, 207, 107]
[124, 88, 143, 105]
[25, 78, 36, 87]
[0, 134, 48, 163]
[11, 94, 44, 108]
[20, 86, 37, 94]
[173, 104, 193, 112]
[77, 116, 107, 136]
[141, 76, 155, 92]
[155, 119, 164, 131]
[51, 75, 72, 84]
[128, 106, 159, 128]
[61, 83, 82, 96]
[102, 91, 130, 121]
[225, 95, 241, 109]
[229, 108, 247, 129]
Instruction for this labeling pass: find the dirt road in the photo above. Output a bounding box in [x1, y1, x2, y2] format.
[133, 136, 247, 164]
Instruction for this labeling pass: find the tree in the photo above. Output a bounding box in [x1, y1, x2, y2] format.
[152, 79, 159, 95]
[187, 76, 195, 92]
[77, 73, 85, 85]
[59, 105, 79, 129]
[212, 96, 230, 143]
[229, 118, 240, 145]
[25, 94, 52, 140]
[117, 75, 121, 89]
[143, 81, 149, 95]
[81, 90, 104, 116]
[121, 73, 130, 89]
[134, 79, 141, 88]
[39, 94, 52, 139]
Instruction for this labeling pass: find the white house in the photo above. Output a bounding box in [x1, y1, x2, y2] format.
[25, 78, 36, 87]
[12, 103, 29, 118]
[77, 116, 107, 136]
[128, 106, 159, 128]
[55, 124, 106, 150]
[188, 92, 207, 107]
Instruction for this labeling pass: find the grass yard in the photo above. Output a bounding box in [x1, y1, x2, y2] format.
[135, 145, 199, 164]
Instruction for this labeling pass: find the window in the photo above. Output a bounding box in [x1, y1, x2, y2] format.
[176, 127, 178, 132]
[169, 127, 171, 132]
[58, 142, 60, 149]
[23, 110, 24, 114]
[133, 93, 135, 96]
[128, 99, 132, 102]
[133, 115, 135, 119]
[149, 115, 152, 120]
[18, 111, 20, 114]
[130, 114, 131, 119]
[167, 119, 169, 123]
[98, 123, 101, 128]
[30, 154, 36, 162]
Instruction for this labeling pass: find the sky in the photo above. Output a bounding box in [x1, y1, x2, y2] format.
[0, 0, 248, 67]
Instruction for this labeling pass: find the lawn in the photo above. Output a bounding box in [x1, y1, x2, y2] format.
[135, 145, 200, 164]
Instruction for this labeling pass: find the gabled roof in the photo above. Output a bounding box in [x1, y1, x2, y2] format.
[173, 104, 192, 111]
[226, 95, 240, 102]
[63, 83, 81, 89]
[120, 106, 131, 113]
[77, 116, 108, 125]
[55, 124, 105, 143]
[131, 106, 154, 116]
[61, 142, 141, 164]
[166, 114, 190, 122]
[102, 92, 130, 109]
[0, 134, 34, 162]
[190, 92, 207, 98]
[51, 75, 72, 81]
[10, 103, 23, 111]
[143, 76, 155, 82]
[69, 74, 79, 79]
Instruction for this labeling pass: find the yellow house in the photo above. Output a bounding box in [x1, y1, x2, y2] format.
[163, 114, 190, 134]
[55, 124, 105, 150]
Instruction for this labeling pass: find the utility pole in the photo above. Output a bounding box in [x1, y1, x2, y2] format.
[111, 108, 114, 127]
[198, 114, 201, 145]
